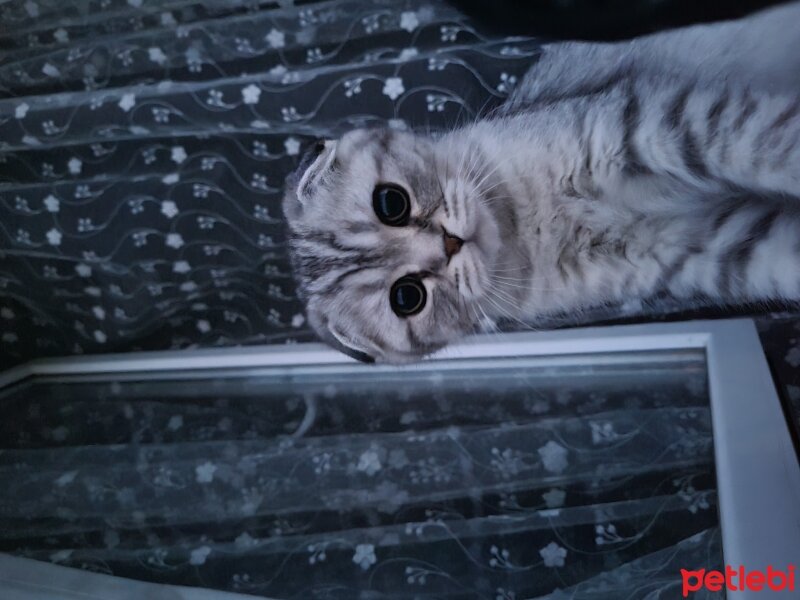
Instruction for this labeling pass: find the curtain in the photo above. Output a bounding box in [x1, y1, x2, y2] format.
[0, 353, 723, 598]
[0, 0, 541, 367]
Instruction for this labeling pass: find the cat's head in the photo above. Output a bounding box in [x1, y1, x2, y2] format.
[282, 127, 508, 363]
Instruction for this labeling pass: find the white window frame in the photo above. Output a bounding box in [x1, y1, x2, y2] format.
[1, 317, 799, 599]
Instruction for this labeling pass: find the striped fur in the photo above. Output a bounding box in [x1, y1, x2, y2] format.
[283, 2, 800, 363]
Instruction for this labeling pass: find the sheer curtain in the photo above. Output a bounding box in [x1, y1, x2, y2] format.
[0, 0, 543, 366]
[0, 352, 722, 598]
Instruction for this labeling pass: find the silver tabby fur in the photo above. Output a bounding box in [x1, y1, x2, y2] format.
[283, 2, 800, 363]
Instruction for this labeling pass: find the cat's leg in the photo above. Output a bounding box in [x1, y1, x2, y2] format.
[626, 81, 800, 198]
[654, 199, 800, 304]
[630, 1, 800, 93]
[507, 0, 800, 112]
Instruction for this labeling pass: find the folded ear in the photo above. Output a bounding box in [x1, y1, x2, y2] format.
[281, 183, 304, 225]
[327, 326, 375, 364]
[295, 139, 327, 186]
[303, 305, 377, 364]
[282, 138, 328, 219]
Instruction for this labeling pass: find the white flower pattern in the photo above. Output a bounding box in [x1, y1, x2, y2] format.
[195, 462, 217, 483]
[171, 146, 187, 164]
[283, 137, 300, 156]
[118, 93, 136, 112]
[265, 28, 285, 48]
[43, 195, 60, 212]
[46, 228, 62, 246]
[189, 546, 211, 565]
[400, 11, 419, 32]
[382, 77, 405, 100]
[356, 449, 381, 476]
[165, 233, 184, 249]
[538, 441, 569, 474]
[241, 84, 261, 105]
[539, 542, 567, 568]
[148, 47, 167, 65]
[161, 200, 178, 218]
[352, 544, 376, 570]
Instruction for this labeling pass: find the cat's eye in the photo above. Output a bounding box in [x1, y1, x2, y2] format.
[390, 276, 426, 317]
[373, 184, 410, 227]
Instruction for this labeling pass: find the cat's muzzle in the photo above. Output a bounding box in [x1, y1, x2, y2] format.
[443, 228, 464, 262]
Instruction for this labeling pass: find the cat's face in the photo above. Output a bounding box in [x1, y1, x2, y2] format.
[282, 127, 503, 363]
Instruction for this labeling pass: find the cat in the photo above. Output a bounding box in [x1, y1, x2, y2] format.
[282, 1, 800, 364]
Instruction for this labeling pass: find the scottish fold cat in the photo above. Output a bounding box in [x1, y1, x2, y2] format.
[283, 2, 800, 363]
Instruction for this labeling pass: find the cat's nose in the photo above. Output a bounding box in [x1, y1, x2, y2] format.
[443, 229, 464, 260]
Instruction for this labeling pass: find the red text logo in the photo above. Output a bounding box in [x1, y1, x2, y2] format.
[681, 565, 796, 596]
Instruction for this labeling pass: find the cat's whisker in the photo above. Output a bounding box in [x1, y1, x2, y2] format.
[489, 264, 547, 280]
[454, 131, 474, 185]
[489, 266, 531, 274]
[460, 146, 483, 196]
[474, 95, 500, 127]
[489, 273, 536, 283]
[483, 285, 519, 313]
[480, 291, 536, 331]
[489, 270, 529, 281]
[489, 261, 532, 272]
[490, 276, 568, 292]
[451, 99, 471, 132]
[477, 185, 513, 201]
[487, 282, 541, 315]
[475, 297, 502, 330]
[471, 304, 494, 333]
[465, 146, 486, 182]
[463, 303, 508, 347]
[488, 277, 530, 291]
[475, 305, 504, 338]
[472, 160, 505, 194]
[462, 133, 491, 190]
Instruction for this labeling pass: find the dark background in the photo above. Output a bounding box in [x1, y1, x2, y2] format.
[454, 0, 787, 40]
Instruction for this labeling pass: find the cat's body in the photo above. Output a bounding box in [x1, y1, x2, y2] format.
[283, 2, 800, 363]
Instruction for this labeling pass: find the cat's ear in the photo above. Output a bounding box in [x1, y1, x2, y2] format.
[327, 327, 375, 364]
[282, 186, 304, 224]
[294, 139, 337, 203]
[304, 305, 377, 364]
[282, 138, 333, 222]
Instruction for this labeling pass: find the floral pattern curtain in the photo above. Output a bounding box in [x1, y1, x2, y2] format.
[1, 352, 723, 598]
[0, 0, 539, 367]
